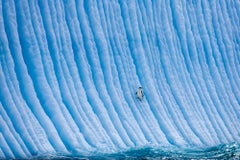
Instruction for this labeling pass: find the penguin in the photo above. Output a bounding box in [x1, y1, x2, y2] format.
[136, 87, 144, 101]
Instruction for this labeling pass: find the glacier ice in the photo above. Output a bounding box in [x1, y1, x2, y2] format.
[0, 0, 239, 159]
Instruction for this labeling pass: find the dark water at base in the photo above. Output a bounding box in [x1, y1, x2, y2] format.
[33, 143, 240, 160]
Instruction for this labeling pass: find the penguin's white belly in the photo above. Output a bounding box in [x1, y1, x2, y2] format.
[136, 90, 143, 99]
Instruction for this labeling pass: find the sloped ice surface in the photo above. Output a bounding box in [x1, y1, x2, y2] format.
[0, 0, 239, 159]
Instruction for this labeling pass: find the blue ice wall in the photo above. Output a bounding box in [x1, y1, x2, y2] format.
[0, 0, 239, 158]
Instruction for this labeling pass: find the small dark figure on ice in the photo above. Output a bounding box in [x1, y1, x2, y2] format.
[136, 87, 144, 101]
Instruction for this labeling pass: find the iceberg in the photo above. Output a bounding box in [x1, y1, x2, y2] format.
[0, 0, 239, 159]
